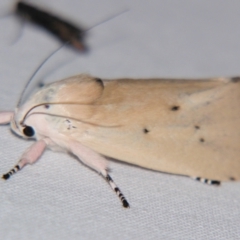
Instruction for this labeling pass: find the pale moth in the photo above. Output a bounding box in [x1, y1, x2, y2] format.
[1, 74, 240, 208]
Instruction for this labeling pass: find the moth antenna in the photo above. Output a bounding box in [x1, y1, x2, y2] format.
[20, 102, 121, 128]
[10, 18, 25, 45]
[0, 4, 14, 19]
[0, 3, 26, 45]
[13, 5, 128, 102]
[17, 42, 69, 108]
[32, 8, 129, 84]
[0, 13, 13, 21]
[36, 56, 77, 88]
[85, 8, 129, 33]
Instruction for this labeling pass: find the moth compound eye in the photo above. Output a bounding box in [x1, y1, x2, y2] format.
[23, 126, 35, 137]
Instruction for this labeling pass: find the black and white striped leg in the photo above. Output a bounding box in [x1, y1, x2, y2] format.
[2, 165, 21, 180]
[2, 140, 47, 180]
[104, 173, 130, 208]
[191, 177, 221, 186]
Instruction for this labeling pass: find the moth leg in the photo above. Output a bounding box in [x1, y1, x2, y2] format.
[69, 141, 129, 208]
[2, 140, 46, 180]
[191, 177, 221, 186]
[104, 173, 130, 208]
[0, 112, 14, 124]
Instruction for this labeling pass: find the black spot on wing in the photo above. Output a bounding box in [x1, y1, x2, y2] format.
[199, 138, 205, 142]
[231, 77, 240, 83]
[95, 78, 104, 88]
[195, 125, 200, 129]
[143, 128, 150, 134]
[38, 82, 45, 88]
[229, 177, 236, 181]
[171, 106, 180, 111]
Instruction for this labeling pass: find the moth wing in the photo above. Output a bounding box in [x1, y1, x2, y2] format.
[45, 76, 240, 181]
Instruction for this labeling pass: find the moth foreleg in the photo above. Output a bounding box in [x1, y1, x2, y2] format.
[2, 139, 46, 180]
[69, 141, 129, 208]
[0, 112, 14, 124]
[191, 177, 221, 186]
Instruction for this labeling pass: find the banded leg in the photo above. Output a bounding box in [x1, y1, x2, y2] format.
[104, 173, 129, 208]
[2, 140, 47, 180]
[69, 140, 130, 208]
[191, 177, 221, 186]
[2, 165, 20, 180]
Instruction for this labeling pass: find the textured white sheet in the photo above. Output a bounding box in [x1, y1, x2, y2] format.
[0, 0, 240, 239]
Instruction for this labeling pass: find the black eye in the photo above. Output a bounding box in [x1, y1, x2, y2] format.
[23, 126, 35, 137]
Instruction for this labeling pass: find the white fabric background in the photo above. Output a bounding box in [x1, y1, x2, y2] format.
[0, 0, 240, 239]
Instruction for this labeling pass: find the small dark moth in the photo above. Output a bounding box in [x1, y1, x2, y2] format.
[16, 1, 87, 51]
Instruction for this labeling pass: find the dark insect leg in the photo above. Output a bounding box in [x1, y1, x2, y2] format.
[68, 141, 129, 208]
[2, 140, 46, 180]
[2, 165, 20, 180]
[104, 173, 130, 208]
[191, 176, 221, 186]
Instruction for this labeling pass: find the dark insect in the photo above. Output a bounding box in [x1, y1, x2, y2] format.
[16, 1, 87, 51]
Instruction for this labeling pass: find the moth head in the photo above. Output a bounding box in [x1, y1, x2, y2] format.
[10, 108, 35, 139]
